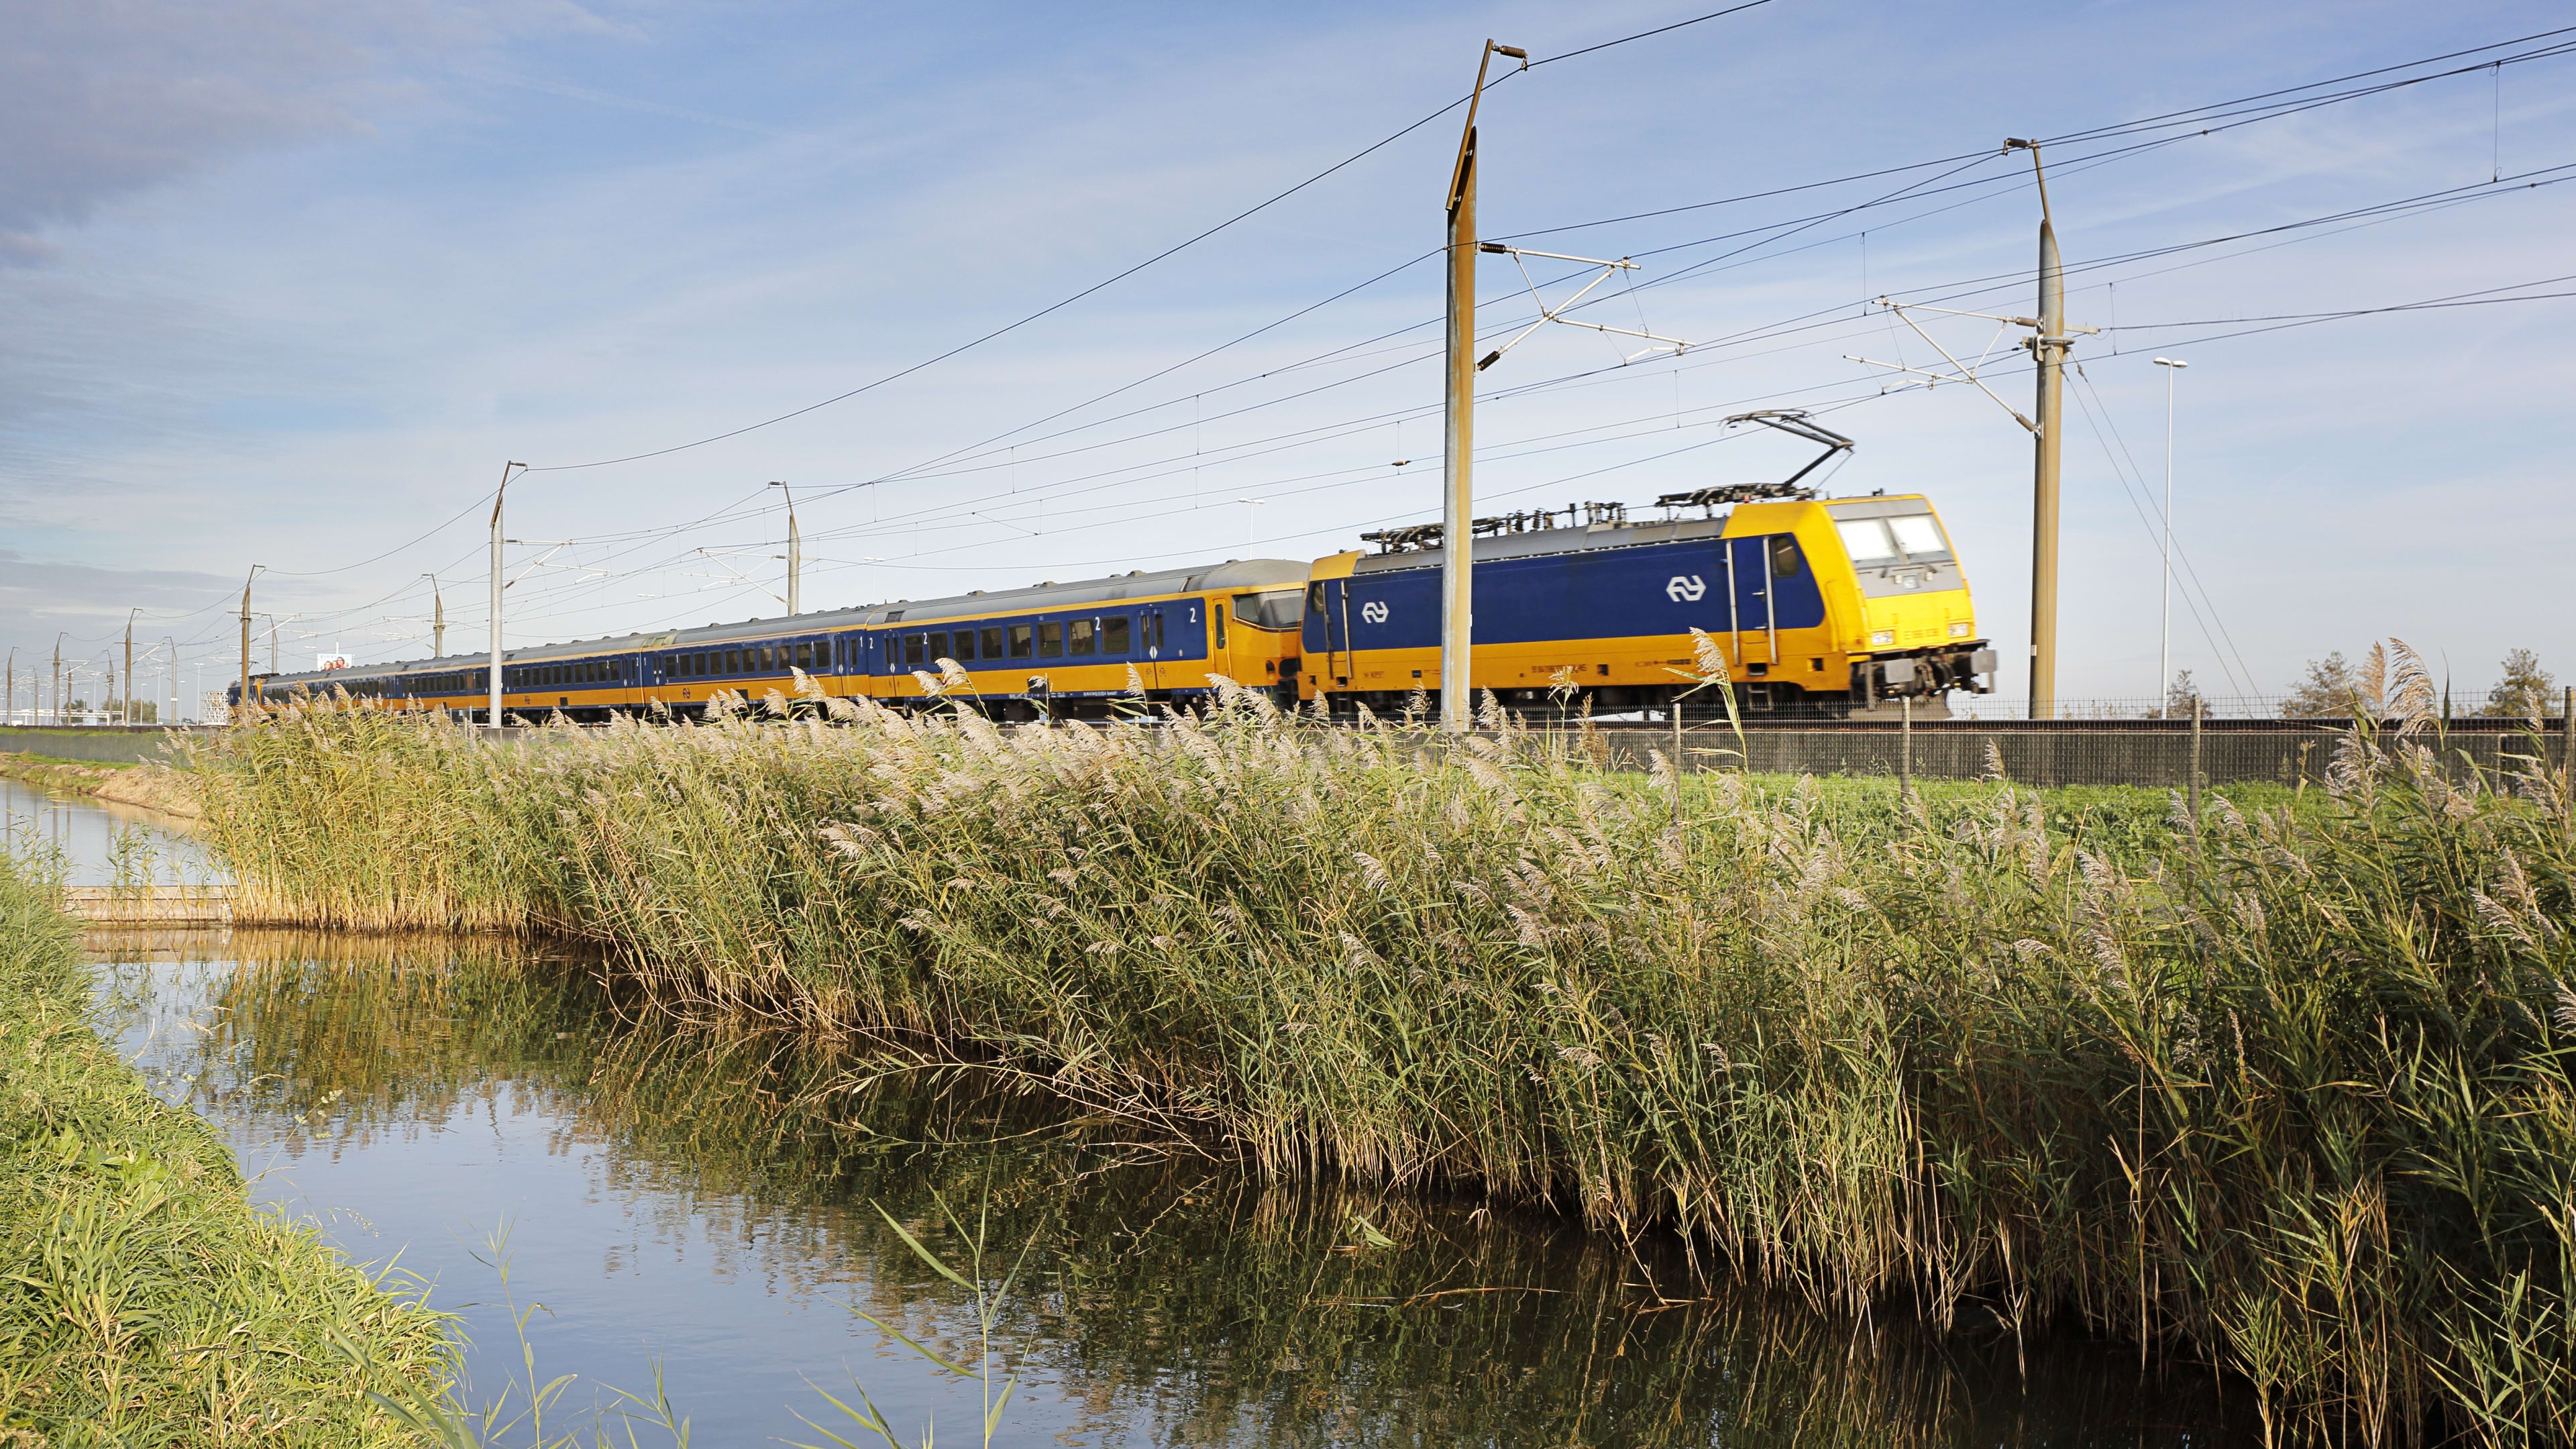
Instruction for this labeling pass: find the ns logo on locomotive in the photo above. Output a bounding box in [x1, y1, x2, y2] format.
[231, 412, 1993, 722]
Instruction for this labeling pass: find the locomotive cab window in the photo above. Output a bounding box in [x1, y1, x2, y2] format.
[1886, 513, 1951, 561]
[1836, 519, 1898, 568]
[1768, 535, 1805, 578]
[1212, 611, 1226, 649]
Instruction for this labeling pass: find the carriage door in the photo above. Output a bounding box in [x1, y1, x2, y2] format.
[1321, 580, 1349, 688]
[1140, 606, 1165, 692]
[1727, 536, 1775, 667]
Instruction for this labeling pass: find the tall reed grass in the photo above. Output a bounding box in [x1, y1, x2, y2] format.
[193, 651, 2576, 1444]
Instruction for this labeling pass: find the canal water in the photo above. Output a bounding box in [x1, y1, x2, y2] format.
[26, 781, 2250, 1446]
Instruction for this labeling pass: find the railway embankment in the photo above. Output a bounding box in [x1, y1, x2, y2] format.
[184, 665, 2576, 1444]
[0, 856, 452, 1441]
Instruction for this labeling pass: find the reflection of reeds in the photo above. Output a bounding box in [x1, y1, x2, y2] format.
[193, 659, 2576, 1443]
[155, 931, 2187, 1448]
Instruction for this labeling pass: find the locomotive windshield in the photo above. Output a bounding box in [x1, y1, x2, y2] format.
[1831, 505, 1953, 567]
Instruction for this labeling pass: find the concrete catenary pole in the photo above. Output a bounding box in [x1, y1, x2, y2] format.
[164, 637, 178, 724]
[237, 567, 260, 722]
[123, 609, 138, 725]
[427, 574, 445, 658]
[771, 482, 800, 615]
[1440, 42, 1520, 733]
[2153, 357, 2188, 714]
[53, 634, 64, 727]
[489, 462, 526, 728]
[4, 647, 13, 727]
[2007, 140, 2070, 720]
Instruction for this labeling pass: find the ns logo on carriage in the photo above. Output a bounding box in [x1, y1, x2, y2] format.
[1665, 575, 1707, 602]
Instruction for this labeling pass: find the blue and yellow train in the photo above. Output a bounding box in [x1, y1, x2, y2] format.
[232, 415, 1994, 722]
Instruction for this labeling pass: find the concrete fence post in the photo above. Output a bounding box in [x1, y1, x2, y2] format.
[2189, 700, 2204, 825]
[1899, 696, 1913, 801]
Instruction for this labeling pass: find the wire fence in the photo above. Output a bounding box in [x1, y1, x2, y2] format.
[1587, 714, 2575, 790]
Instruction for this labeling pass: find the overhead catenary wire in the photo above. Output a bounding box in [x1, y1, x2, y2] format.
[88, 23, 2576, 672]
[222, 32, 2576, 632]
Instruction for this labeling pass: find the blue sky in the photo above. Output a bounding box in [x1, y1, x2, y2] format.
[5, 0, 2573, 713]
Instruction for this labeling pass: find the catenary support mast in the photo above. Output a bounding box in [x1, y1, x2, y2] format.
[1441, 41, 1523, 731]
[489, 462, 525, 728]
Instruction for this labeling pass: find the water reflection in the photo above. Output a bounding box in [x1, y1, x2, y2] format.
[1, 775, 215, 886]
[94, 928, 2245, 1447]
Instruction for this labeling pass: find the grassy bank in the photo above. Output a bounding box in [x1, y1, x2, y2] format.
[0, 855, 451, 1442]
[0, 753, 203, 820]
[193, 677, 2576, 1444]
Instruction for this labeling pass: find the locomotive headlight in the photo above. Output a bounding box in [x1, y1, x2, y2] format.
[1948, 622, 1971, 638]
[1870, 630, 1895, 647]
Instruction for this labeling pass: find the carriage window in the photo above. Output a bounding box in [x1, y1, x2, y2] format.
[796, 642, 813, 670]
[1069, 618, 1095, 655]
[1236, 590, 1303, 629]
[903, 635, 924, 667]
[949, 630, 975, 662]
[1009, 625, 1034, 659]
[925, 633, 949, 665]
[1102, 616, 1130, 655]
[1836, 519, 1897, 567]
[1037, 621, 1063, 658]
[1887, 513, 1950, 559]
[1768, 535, 1805, 578]
[1140, 613, 1163, 649]
[718, 649, 733, 674]
[980, 627, 1006, 660]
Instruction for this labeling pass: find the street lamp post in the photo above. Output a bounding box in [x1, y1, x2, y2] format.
[2153, 357, 2189, 714]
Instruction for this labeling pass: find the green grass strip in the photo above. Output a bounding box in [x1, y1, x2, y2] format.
[0, 855, 454, 1445]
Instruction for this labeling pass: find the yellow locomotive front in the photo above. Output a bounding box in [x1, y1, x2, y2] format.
[1813, 494, 1994, 705]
